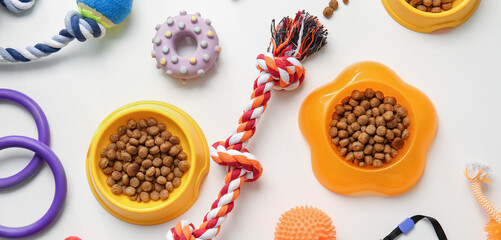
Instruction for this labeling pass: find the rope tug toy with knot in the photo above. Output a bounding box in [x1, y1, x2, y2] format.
[0, 0, 132, 63]
[465, 163, 501, 240]
[166, 10, 327, 240]
[0, 0, 35, 13]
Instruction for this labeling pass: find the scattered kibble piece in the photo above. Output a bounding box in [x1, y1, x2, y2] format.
[99, 118, 190, 202]
[323, 7, 334, 18]
[329, 89, 411, 168]
[323, 0, 347, 18]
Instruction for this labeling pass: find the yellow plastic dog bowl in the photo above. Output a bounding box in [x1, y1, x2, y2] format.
[299, 61, 437, 195]
[87, 101, 210, 225]
[382, 0, 480, 33]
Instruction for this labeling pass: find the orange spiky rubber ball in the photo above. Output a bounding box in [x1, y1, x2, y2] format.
[275, 206, 336, 240]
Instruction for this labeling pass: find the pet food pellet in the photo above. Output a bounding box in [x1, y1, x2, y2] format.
[111, 171, 122, 181]
[150, 191, 160, 201]
[160, 189, 169, 200]
[172, 177, 181, 188]
[138, 146, 148, 158]
[376, 126, 386, 136]
[130, 177, 140, 188]
[110, 133, 120, 143]
[147, 118, 157, 126]
[366, 125, 376, 135]
[131, 129, 141, 139]
[373, 160, 383, 167]
[154, 183, 164, 192]
[169, 145, 181, 156]
[343, 0, 348, 4]
[157, 176, 167, 185]
[149, 146, 160, 154]
[139, 192, 150, 202]
[99, 158, 109, 169]
[106, 177, 115, 187]
[329, 0, 338, 9]
[165, 182, 174, 192]
[402, 117, 411, 127]
[147, 126, 160, 136]
[391, 138, 405, 150]
[127, 119, 137, 129]
[146, 166, 155, 177]
[145, 139, 155, 148]
[160, 142, 172, 153]
[323, 7, 334, 18]
[346, 152, 354, 161]
[153, 158, 162, 167]
[137, 172, 145, 181]
[111, 184, 122, 195]
[126, 163, 139, 177]
[179, 161, 190, 172]
[167, 173, 174, 181]
[161, 166, 170, 176]
[340, 148, 348, 157]
[141, 181, 153, 192]
[102, 167, 113, 175]
[169, 136, 180, 145]
[353, 151, 364, 160]
[163, 156, 173, 167]
[402, 129, 410, 140]
[141, 159, 152, 168]
[125, 186, 136, 196]
[154, 136, 164, 146]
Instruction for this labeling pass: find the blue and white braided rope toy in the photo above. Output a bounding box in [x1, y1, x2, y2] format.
[0, 0, 35, 13]
[0, 0, 132, 63]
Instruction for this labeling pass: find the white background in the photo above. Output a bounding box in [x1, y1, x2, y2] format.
[1, 0, 500, 239]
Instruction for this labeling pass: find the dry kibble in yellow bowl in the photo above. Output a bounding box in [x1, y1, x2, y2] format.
[382, 0, 480, 33]
[87, 101, 209, 225]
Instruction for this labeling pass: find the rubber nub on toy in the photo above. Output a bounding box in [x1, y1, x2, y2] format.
[275, 206, 336, 240]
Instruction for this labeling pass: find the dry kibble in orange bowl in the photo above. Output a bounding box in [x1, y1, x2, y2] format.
[299, 61, 437, 195]
[329, 88, 410, 168]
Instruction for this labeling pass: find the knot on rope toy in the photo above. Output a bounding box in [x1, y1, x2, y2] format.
[0, 0, 35, 13]
[65, 11, 106, 42]
[166, 220, 196, 240]
[211, 141, 262, 182]
[256, 53, 305, 91]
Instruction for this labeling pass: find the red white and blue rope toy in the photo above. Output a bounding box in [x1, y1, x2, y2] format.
[0, 0, 132, 63]
[166, 10, 328, 240]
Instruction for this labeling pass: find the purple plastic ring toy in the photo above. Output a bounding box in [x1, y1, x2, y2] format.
[0, 89, 50, 189]
[0, 136, 67, 239]
[152, 10, 221, 83]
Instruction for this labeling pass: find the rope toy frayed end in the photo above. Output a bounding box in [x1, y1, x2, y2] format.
[465, 163, 492, 183]
[486, 219, 501, 240]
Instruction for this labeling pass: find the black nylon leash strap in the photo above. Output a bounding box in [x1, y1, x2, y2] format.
[382, 215, 447, 240]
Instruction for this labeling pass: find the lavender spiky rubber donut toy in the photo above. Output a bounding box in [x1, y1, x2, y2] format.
[152, 10, 221, 83]
[0, 0, 132, 63]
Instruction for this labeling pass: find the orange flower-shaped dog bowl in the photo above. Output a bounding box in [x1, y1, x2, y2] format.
[382, 0, 480, 33]
[299, 61, 437, 195]
[87, 101, 210, 225]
